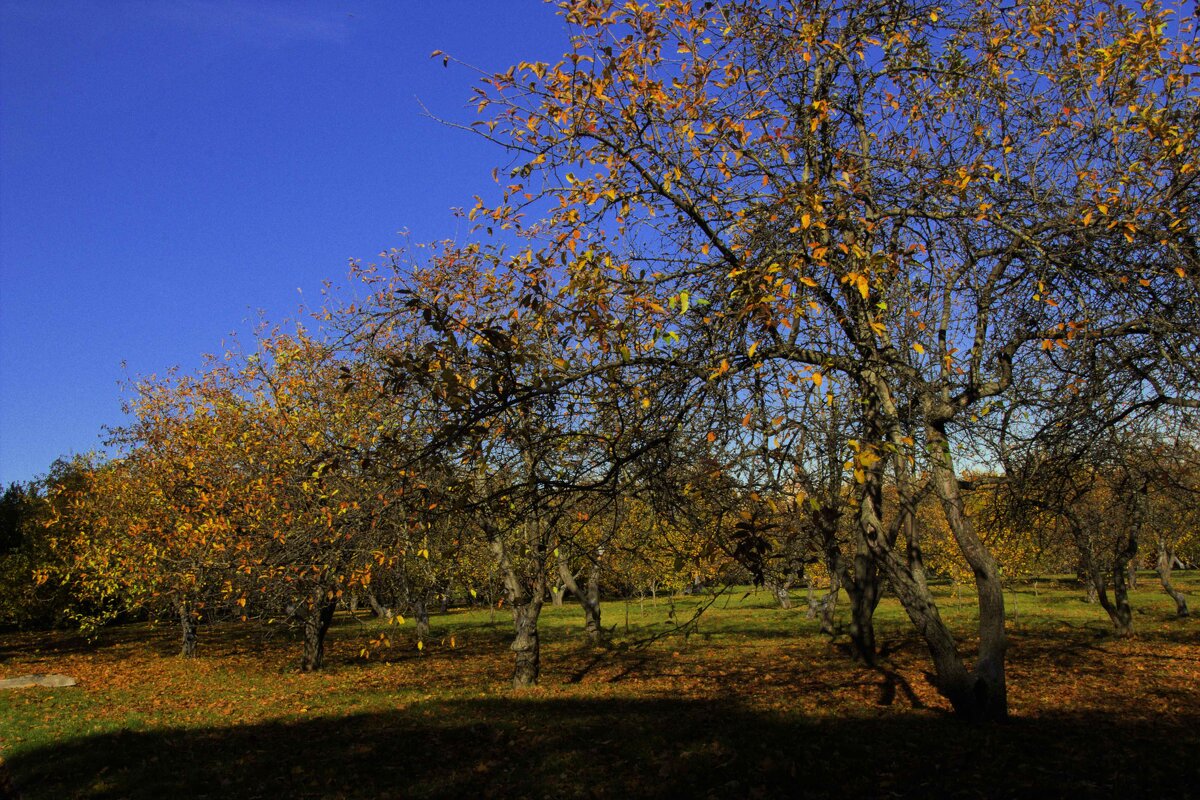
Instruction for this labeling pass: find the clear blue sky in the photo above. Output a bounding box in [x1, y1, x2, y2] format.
[0, 0, 570, 485]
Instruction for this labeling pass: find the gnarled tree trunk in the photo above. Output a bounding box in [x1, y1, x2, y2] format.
[489, 521, 547, 688]
[510, 598, 543, 687]
[920, 420, 1008, 721]
[365, 590, 394, 621]
[558, 554, 604, 644]
[1156, 541, 1189, 617]
[301, 594, 337, 671]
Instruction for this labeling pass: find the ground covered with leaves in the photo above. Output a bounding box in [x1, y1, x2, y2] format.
[1, 578, 1197, 799]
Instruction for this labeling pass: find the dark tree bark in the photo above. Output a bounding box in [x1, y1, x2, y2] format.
[1094, 564, 1134, 637]
[1066, 482, 1143, 638]
[300, 595, 337, 672]
[510, 598, 543, 687]
[810, 498, 875, 658]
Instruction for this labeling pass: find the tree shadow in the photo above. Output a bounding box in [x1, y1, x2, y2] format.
[6, 698, 1196, 800]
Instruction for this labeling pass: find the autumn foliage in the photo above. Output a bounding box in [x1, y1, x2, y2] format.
[2, 0, 1198, 730]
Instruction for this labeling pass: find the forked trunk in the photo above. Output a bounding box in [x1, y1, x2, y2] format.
[922, 420, 1008, 721]
[301, 595, 336, 671]
[1157, 542, 1189, 617]
[488, 519, 547, 688]
[1098, 585, 1134, 637]
[559, 555, 604, 644]
[767, 577, 794, 609]
[365, 590, 394, 621]
[1084, 513, 1139, 637]
[1095, 562, 1135, 637]
[808, 570, 840, 635]
[846, 554, 880, 663]
[812, 500, 873, 657]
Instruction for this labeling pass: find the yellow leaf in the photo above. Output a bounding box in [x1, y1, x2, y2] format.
[913, 343, 925, 354]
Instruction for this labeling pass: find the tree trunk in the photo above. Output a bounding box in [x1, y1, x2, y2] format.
[179, 601, 198, 658]
[1157, 541, 1189, 617]
[511, 599, 543, 687]
[558, 555, 604, 644]
[1093, 567, 1133, 637]
[365, 591, 393, 621]
[767, 578, 793, 609]
[415, 597, 431, 648]
[847, 554, 880, 662]
[922, 419, 1008, 721]
[818, 570, 839, 635]
[810, 499, 873, 657]
[1076, 503, 1140, 637]
[550, 585, 565, 606]
[301, 595, 336, 671]
[488, 519, 547, 688]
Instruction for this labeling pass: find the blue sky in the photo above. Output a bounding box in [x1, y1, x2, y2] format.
[0, 0, 570, 485]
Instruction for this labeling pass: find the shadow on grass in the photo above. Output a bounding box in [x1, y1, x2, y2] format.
[7, 697, 1197, 800]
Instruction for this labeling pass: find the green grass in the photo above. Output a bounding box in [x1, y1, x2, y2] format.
[1, 575, 1197, 799]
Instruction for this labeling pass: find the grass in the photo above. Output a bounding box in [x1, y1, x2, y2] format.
[1, 575, 1197, 799]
